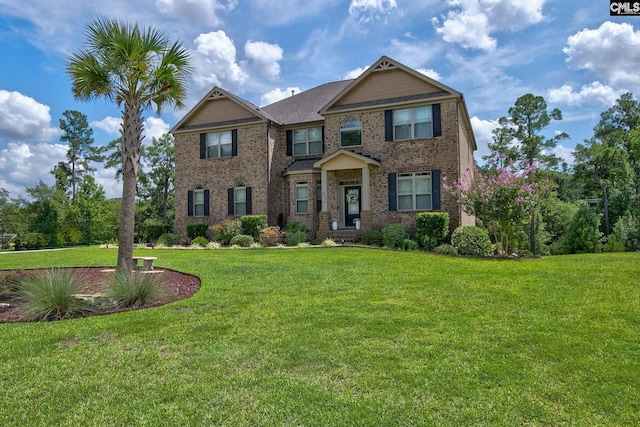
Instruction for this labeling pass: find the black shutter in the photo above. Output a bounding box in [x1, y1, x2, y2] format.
[432, 170, 441, 210]
[321, 126, 325, 153]
[227, 188, 234, 215]
[286, 130, 293, 156]
[203, 190, 210, 216]
[432, 104, 441, 137]
[231, 129, 238, 156]
[246, 187, 252, 215]
[199, 134, 206, 159]
[384, 110, 394, 141]
[187, 190, 194, 216]
[388, 173, 397, 211]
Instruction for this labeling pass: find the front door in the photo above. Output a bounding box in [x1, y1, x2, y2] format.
[344, 186, 361, 227]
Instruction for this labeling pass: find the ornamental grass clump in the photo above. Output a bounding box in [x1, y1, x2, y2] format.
[107, 270, 163, 308]
[15, 269, 90, 321]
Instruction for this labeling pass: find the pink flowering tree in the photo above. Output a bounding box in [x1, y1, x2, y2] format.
[443, 157, 547, 254]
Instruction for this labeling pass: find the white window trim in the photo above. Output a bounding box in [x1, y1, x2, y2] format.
[206, 130, 232, 158]
[193, 188, 205, 217]
[340, 118, 362, 147]
[293, 127, 322, 156]
[397, 172, 432, 211]
[295, 182, 309, 214]
[393, 106, 433, 140]
[234, 183, 246, 216]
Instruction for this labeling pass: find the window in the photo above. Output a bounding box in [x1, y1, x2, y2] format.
[234, 183, 246, 216]
[296, 182, 309, 214]
[394, 106, 432, 140]
[316, 184, 322, 213]
[397, 172, 431, 210]
[206, 130, 232, 158]
[340, 118, 362, 147]
[293, 127, 323, 156]
[188, 187, 209, 217]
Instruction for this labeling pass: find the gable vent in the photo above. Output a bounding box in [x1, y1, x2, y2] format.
[209, 89, 225, 99]
[373, 60, 397, 72]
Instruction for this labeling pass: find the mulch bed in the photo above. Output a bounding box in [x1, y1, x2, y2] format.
[0, 267, 201, 323]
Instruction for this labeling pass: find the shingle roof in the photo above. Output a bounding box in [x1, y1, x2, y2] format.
[261, 80, 353, 126]
[284, 157, 321, 173]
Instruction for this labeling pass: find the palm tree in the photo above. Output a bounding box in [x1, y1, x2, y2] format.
[68, 17, 191, 272]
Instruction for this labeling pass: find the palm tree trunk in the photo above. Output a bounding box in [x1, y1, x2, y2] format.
[116, 100, 143, 272]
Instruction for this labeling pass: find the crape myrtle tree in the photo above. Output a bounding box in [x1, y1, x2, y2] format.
[487, 94, 568, 253]
[67, 17, 191, 272]
[443, 155, 547, 255]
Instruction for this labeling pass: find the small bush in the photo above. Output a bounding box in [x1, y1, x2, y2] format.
[434, 244, 458, 256]
[241, 215, 268, 241]
[260, 226, 285, 247]
[156, 233, 179, 246]
[191, 236, 209, 247]
[107, 270, 163, 308]
[230, 234, 255, 248]
[206, 241, 222, 250]
[186, 223, 209, 240]
[602, 235, 626, 252]
[15, 269, 90, 321]
[381, 223, 410, 249]
[613, 213, 640, 251]
[23, 233, 47, 250]
[361, 230, 383, 247]
[211, 220, 242, 245]
[564, 202, 602, 254]
[451, 226, 493, 256]
[321, 238, 338, 247]
[285, 222, 309, 246]
[402, 239, 419, 251]
[145, 224, 172, 242]
[416, 212, 449, 251]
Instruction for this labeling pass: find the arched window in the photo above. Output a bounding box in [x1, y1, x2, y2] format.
[340, 118, 362, 147]
[233, 182, 246, 216]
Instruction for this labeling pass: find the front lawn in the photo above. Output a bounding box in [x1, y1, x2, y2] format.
[1, 247, 638, 426]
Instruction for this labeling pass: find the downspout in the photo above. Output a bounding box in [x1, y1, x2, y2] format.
[266, 122, 271, 225]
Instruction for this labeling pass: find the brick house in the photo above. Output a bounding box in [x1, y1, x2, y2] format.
[171, 55, 476, 241]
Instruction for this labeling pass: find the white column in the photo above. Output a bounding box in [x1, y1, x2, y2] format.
[321, 169, 328, 212]
[361, 166, 371, 210]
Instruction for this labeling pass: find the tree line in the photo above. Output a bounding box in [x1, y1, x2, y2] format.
[0, 109, 175, 250]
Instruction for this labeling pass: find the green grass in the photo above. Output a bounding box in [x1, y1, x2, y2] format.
[0, 247, 639, 426]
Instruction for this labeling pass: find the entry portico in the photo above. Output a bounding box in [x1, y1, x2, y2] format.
[314, 149, 380, 238]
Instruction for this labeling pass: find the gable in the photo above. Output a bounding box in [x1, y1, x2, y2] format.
[182, 97, 260, 128]
[335, 68, 446, 108]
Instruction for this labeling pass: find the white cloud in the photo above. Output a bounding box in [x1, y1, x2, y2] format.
[548, 82, 622, 107]
[554, 144, 574, 165]
[344, 66, 369, 80]
[470, 116, 499, 161]
[260, 87, 302, 106]
[433, 0, 547, 50]
[244, 41, 284, 81]
[564, 21, 640, 91]
[349, 0, 397, 22]
[94, 167, 122, 199]
[417, 68, 441, 81]
[143, 117, 171, 143]
[191, 30, 248, 91]
[0, 90, 60, 142]
[91, 117, 121, 136]
[155, 0, 236, 26]
[0, 142, 67, 197]
[250, 0, 343, 25]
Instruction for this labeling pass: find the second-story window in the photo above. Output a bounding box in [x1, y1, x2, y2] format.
[340, 118, 362, 147]
[393, 106, 432, 140]
[293, 127, 323, 156]
[207, 130, 233, 158]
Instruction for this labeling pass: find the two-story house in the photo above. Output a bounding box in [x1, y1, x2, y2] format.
[171, 55, 476, 241]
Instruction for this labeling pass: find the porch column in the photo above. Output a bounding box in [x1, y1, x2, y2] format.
[321, 169, 328, 212]
[361, 166, 371, 210]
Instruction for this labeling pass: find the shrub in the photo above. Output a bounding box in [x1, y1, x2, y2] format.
[285, 222, 309, 246]
[206, 241, 222, 249]
[415, 212, 449, 251]
[381, 223, 410, 248]
[451, 226, 493, 256]
[434, 244, 458, 256]
[402, 239, 419, 251]
[260, 226, 284, 247]
[211, 220, 242, 246]
[602, 234, 626, 252]
[156, 233, 179, 246]
[107, 270, 163, 308]
[564, 202, 602, 254]
[145, 224, 172, 242]
[241, 215, 268, 241]
[230, 234, 255, 248]
[23, 233, 47, 250]
[613, 213, 640, 251]
[361, 230, 383, 247]
[191, 236, 209, 247]
[186, 223, 209, 240]
[321, 238, 338, 247]
[15, 269, 90, 321]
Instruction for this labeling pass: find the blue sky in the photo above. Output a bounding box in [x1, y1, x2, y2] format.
[0, 0, 638, 199]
